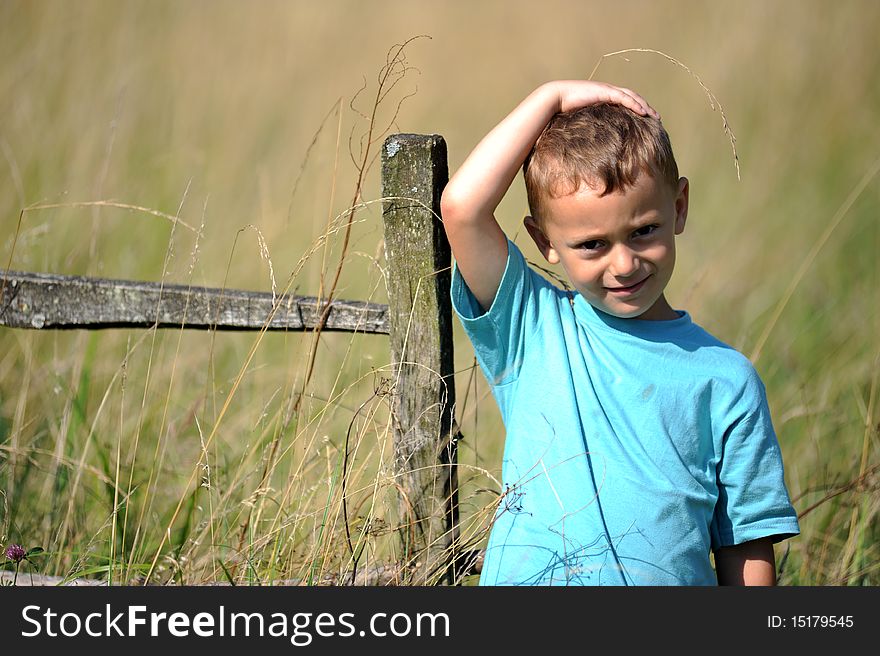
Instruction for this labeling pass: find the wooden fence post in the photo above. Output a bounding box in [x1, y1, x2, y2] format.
[381, 133, 459, 584]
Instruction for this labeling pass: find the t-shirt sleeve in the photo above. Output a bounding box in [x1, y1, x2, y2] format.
[710, 366, 801, 549]
[450, 238, 542, 387]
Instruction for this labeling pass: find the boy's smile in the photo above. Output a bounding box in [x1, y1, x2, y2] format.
[525, 173, 689, 321]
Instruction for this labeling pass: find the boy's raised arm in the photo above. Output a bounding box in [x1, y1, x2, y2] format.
[440, 80, 658, 313]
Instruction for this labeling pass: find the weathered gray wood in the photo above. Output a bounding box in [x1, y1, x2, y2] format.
[381, 133, 459, 584]
[0, 270, 389, 334]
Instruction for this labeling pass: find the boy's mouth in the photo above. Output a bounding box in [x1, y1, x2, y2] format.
[604, 275, 650, 296]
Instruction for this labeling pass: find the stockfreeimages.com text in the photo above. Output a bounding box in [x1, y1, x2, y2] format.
[21, 604, 450, 645]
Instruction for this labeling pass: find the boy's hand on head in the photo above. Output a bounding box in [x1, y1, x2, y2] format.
[550, 80, 660, 119]
[441, 80, 658, 313]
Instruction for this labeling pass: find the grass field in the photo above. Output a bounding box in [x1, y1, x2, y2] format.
[1, 0, 879, 585]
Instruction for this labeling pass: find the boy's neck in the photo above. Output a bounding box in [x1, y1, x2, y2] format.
[632, 293, 679, 321]
[583, 292, 680, 321]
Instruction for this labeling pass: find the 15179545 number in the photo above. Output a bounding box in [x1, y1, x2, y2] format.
[768, 615, 854, 629]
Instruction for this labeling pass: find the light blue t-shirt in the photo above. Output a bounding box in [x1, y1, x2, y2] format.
[452, 238, 800, 585]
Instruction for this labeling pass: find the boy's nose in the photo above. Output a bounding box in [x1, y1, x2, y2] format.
[608, 245, 640, 278]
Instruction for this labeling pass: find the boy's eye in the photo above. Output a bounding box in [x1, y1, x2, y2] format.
[633, 224, 659, 237]
[578, 240, 604, 251]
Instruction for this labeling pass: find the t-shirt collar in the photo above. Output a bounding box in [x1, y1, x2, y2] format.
[571, 292, 694, 337]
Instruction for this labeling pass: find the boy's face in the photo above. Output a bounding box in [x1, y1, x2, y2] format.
[525, 173, 689, 321]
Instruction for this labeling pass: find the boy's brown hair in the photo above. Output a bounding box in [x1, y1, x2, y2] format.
[523, 102, 679, 226]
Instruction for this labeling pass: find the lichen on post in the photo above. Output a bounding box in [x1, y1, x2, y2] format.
[381, 133, 459, 584]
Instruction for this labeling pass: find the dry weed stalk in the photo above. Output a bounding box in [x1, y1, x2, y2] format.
[589, 47, 740, 181]
[226, 35, 429, 579]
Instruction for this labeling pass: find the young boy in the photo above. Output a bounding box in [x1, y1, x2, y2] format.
[441, 81, 800, 585]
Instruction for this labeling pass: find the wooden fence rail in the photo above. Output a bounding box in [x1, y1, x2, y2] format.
[0, 269, 390, 334]
[0, 133, 478, 585]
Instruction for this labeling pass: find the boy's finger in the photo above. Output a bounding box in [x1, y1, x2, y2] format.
[616, 87, 660, 119]
[614, 88, 650, 115]
[607, 86, 645, 111]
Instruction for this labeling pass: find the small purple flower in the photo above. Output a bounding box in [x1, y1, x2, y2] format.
[5, 544, 26, 563]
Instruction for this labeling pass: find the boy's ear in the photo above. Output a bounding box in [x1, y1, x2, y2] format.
[523, 215, 560, 264]
[674, 177, 689, 235]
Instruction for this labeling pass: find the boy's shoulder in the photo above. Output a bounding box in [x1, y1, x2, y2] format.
[678, 319, 768, 401]
[451, 236, 561, 318]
